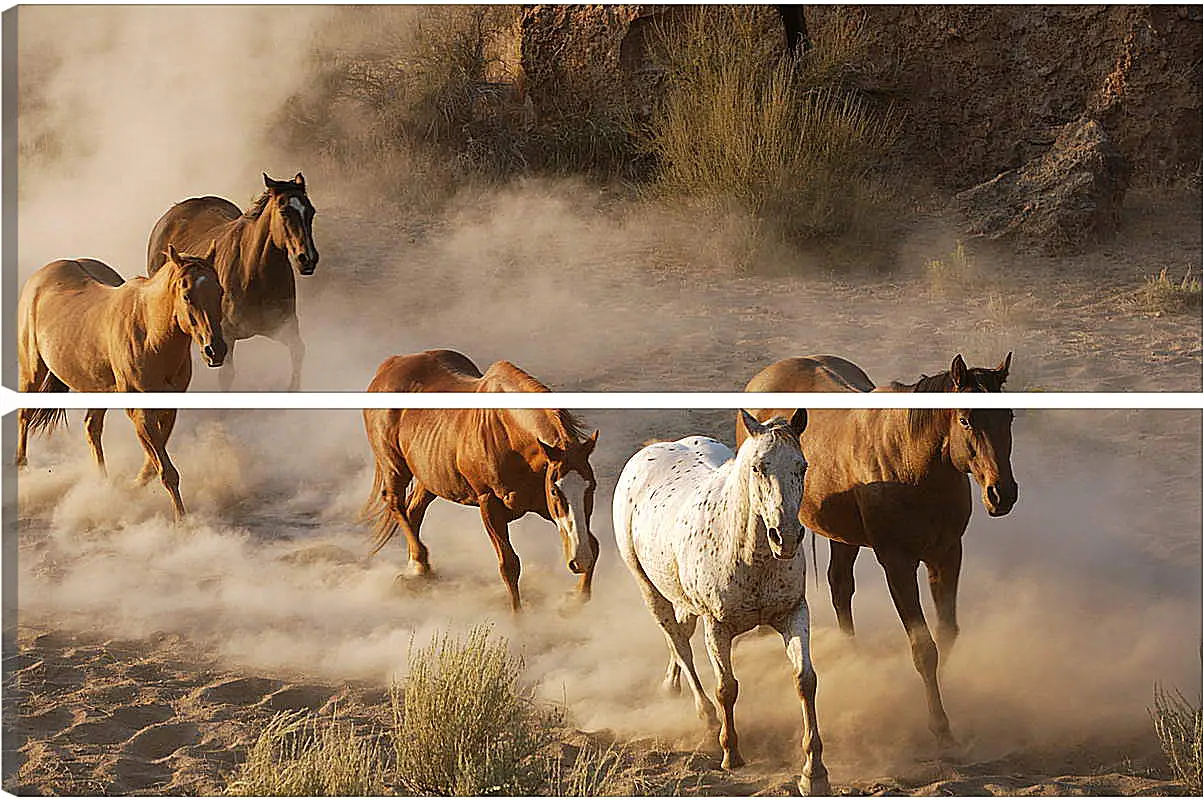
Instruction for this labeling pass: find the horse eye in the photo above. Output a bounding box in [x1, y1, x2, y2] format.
[959, 416, 972, 429]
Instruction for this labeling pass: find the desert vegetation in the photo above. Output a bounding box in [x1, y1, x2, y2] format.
[1151, 683, 1203, 794]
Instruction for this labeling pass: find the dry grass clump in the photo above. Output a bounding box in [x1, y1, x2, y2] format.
[643, 7, 900, 262]
[1150, 683, 1202, 793]
[1132, 267, 1202, 315]
[924, 240, 976, 295]
[224, 710, 387, 796]
[391, 625, 560, 795]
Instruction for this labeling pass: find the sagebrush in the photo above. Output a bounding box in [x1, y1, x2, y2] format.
[1151, 683, 1202, 793]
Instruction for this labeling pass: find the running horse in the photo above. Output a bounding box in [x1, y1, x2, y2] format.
[15, 246, 227, 520]
[146, 172, 318, 390]
[613, 412, 828, 795]
[738, 353, 1019, 754]
[361, 349, 600, 611]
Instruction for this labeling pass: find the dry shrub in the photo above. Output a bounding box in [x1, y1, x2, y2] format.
[547, 740, 652, 796]
[223, 710, 387, 796]
[644, 7, 900, 262]
[392, 625, 560, 795]
[1151, 683, 1202, 792]
[1133, 267, 1202, 315]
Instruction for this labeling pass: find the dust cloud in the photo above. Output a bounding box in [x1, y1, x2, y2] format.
[14, 407, 1201, 780]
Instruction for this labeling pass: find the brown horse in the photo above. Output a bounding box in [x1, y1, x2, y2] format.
[16, 246, 227, 520]
[362, 349, 601, 611]
[146, 172, 318, 391]
[738, 353, 1018, 754]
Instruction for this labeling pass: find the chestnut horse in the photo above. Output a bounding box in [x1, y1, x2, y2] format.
[16, 246, 227, 520]
[738, 353, 1018, 754]
[362, 349, 600, 611]
[146, 172, 318, 390]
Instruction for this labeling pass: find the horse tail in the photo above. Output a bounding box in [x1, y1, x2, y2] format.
[25, 373, 70, 437]
[361, 460, 400, 554]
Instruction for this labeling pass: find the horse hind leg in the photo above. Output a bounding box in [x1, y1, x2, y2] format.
[664, 612, 699, 695]
[402, 482, 436, 576]
[15, 354, 51, 467]
[828, 540, 860, 637]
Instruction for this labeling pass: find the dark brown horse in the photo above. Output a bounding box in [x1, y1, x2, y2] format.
[147, 172, 318, 390]
[738, 353, 1018, 753]
[16, 246, 226, 519]
[362, 349, 601, 611]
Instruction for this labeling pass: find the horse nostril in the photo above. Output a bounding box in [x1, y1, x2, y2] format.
[568, 559, 581, 573]
[767, 527, 783, 546]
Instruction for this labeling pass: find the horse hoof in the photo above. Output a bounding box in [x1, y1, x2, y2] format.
[799, 772, 831, 796]
[721, 751, 745, 770]
[408, 560, 431, 577]
[662, 678, 681, 696]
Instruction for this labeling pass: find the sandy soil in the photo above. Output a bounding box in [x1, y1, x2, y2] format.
[7, 185, 1201, 796]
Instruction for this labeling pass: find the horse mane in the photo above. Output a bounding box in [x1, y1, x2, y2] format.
[892, 366, 1006, 436]
[242, 190, 271, 220]
[484, 361, 589, 444]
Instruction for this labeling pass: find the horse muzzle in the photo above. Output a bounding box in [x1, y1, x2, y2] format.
[202, 341, 228, 368]
[984, 481, 1018, 517]
[293, 250, 318, 276]
[767, 527, 798, 560]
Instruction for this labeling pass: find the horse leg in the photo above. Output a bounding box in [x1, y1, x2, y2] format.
[926, 540, 963, 657]
[773, 605, 830, 796]
[576, 531, 601, 602]
[877, 547, 956, 754]
[276, 319, 305, 392]
[702, 617, 744, 769]
[402, 483, 436, 575]
[84, 409, 108, 476]
[127, 409, 186, 521]
[828, 540, 860, 637]
[15, 356, 50, 467]
[480, 495, 522, 611]
[664, 613, 699, 696]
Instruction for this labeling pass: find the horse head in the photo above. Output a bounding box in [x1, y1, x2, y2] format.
[165, 242, 227, 367]
[945, 352, 1019, 516]
[538, 430, 600, 578]
[263, 172, 319, 276]
[738, 409, 809, 560]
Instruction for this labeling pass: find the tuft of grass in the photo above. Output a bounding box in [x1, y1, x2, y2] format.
[924, 240, 975, 295]
[392, 625, 560, 795]
[1150, 683, 1202, 793]
[1134, 267, 1202, 315]
[643, 7, 900, 264]
[548, 740, 650, 796]
[223, 710, 387, 796]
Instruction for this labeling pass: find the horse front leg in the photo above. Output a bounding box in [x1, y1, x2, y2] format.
[275, 318, 305, 392]
[828, 540, 860, 637]
[480, 495, 522, 611]
[703, 618, 744, 769]
[127, 408, 186, 521]
[217, 340, 237, 391]
[84, 409, 108, 476]
[576, 531, 600, 602]
[925, 540, 963, 657]
[877, 546, 956, 754]
[773, 605, 830, 796]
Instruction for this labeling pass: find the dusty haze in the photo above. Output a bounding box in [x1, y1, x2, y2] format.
[14, 407, 1202, 781]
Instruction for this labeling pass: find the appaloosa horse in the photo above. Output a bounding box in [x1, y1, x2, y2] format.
[147, 172, 318, 390]
[16, 246, 227, 519]
[614, 411, 828, 795]
[739, 353, 1018, 754]
[362, 349, 600, 611]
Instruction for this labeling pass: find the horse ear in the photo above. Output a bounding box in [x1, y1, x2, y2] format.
[166, 244, 180, 264]
[538, 439, 564, 462]
[950, 354, 969, 389]
[788, 408, 808, 437]
[996, 352, 1013, 383]
[740, 409, 766, 437]
[292, 172, 305, 188]
[582, 429, 599, 455]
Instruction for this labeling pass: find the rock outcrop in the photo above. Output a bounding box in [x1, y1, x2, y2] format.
[953, 116, 1129, 256]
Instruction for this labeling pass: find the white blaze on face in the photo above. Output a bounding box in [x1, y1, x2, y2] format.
[288, 196, 307, 217]
[555, 471, 593, 568]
